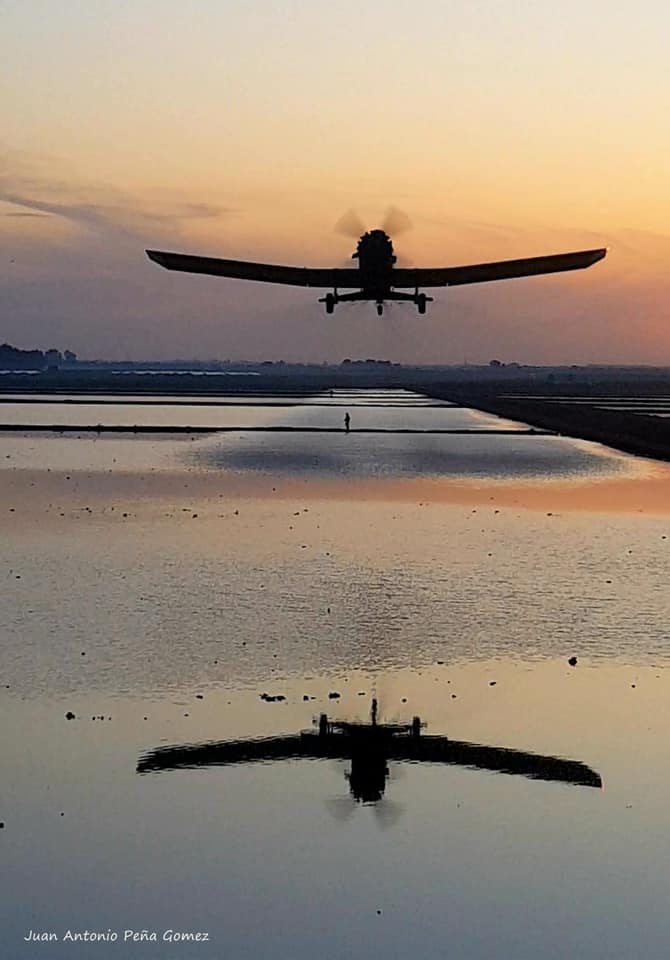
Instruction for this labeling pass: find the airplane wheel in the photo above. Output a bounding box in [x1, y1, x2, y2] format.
[325, 294, 335, 314]
[376, 303, 383, 316]
[417, 294, 427, 315]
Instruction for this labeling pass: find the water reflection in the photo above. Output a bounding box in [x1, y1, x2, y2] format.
[194, 431, 628, 481]
[138, 700, 602, 806]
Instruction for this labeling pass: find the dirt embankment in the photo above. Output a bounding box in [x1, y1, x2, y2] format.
[421, 382, 670, 464]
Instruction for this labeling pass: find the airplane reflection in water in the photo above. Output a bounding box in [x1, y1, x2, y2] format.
[137, 700, 602, 805]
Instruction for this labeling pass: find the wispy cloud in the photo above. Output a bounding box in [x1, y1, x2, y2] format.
[0, 149, 235, 240]
[3, 211, 50, 218]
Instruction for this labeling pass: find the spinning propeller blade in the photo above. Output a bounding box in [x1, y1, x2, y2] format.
[381, 206, 412, 236]
[335, 209, 367, 239]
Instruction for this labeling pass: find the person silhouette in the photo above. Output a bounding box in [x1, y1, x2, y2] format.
[344, 412, 351, 433]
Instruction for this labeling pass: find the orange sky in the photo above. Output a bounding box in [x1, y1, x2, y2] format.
[2, 0, 670, 362]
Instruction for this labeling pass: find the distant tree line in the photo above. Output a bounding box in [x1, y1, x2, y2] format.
[0, 343, 77, 370]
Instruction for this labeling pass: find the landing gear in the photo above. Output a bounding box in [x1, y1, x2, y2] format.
[412, 290, 432, 314]
[319, 291, 431, 314]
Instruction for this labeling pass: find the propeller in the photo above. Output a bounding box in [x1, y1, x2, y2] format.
[335, 209, 367, 239]
[381, 205, 412, 236]
[325, 794, 403, 828]
[325, 795, 358, 822]
[371, 798, 403, 829]
[334, 206, 413, 239]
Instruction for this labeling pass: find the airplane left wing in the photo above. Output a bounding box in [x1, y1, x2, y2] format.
[146, 250, 360, 289]
[137, 732, 357, 773]
[137, 735, 306, 772]
[391, 247, 607, 288]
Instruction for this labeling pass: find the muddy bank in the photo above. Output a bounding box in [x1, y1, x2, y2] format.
[422, 384, 670, 464]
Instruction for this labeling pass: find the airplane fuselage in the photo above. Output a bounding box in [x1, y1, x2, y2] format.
[354, 229, 396, 299]
[326, 229, 430, 315]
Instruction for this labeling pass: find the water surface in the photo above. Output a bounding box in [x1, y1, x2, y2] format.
[2, 389, 670, 960]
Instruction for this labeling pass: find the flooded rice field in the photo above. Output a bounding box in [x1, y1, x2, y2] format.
[2, 389, 670, 959]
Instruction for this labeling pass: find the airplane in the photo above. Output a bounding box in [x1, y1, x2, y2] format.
[146, 210, 607, 317]
[137, 699, 602, 807]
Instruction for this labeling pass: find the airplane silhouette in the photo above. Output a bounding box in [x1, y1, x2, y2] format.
[137, 700, 602, 806]
[146, 212, 606, 316]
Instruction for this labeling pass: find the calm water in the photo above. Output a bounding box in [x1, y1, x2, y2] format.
[0, 390, 497, 431]
[2, 390, 670, 959]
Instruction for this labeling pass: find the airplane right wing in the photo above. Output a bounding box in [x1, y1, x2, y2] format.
[386, 736, 602, 787]
[146, 250, 360, 289]
[391, 247, 607, 288]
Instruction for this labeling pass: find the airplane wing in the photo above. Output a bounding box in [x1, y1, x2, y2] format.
[137, 732, 356, 773]
[386, 736, 602, 787]
[390, 247, 607, 288]
[146, 250, 360, 289]
[138, 735, 307, 772]
[138, 732, 602, 788]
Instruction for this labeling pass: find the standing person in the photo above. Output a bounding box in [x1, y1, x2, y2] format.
[344, 412, 351, 433]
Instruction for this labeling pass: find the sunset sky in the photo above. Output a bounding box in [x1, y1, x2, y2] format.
[2, 0, 669, 363]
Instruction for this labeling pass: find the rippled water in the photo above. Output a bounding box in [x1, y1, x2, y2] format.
[2, 390, 670, 959]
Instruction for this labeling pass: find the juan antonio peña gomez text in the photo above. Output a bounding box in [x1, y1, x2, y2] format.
[25, 929, 210, 943]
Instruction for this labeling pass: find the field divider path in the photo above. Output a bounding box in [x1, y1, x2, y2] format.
[0, 423, 554, 435]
